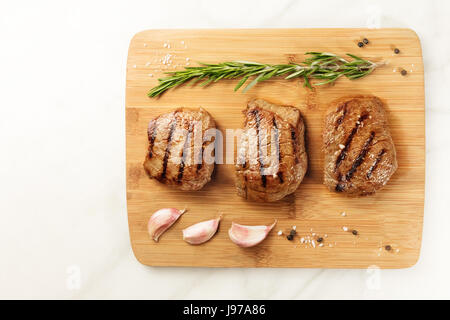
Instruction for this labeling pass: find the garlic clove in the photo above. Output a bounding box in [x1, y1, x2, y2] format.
[228, 220, 277, 247]
[148, 208, 186, 242]
[182, 216, 221, 245]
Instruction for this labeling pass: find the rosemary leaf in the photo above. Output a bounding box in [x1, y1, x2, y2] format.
[242, 73, 265, 93]
[234, 76, 250, 92]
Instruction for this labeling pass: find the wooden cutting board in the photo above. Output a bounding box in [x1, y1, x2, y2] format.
[126, 29, 424, 268]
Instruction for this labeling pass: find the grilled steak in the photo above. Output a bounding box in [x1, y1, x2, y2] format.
[235, 99, 308, 202]
[143, 108, 216, 191]
[323, 95, 397, 195]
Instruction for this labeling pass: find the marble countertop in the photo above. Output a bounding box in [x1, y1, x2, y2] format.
[0, 0, 449, 299]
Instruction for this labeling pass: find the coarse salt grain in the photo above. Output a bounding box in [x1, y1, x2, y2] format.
[277, 230, 283, 236]
[132, 65, 137, 68]
[144, 43, 147, 47]
[292, 226, 296, 230]
[311, 240, 316, 248]
[164, 43, 168, 48]
[339, 144, 345, 149]
[342, 226, 348, 232]
[341, 212, 346, 216]
[186, 57, 190, 61]
[161, 54, 173, 65]
[148, 74, 153, 77]
[319, 243, 324, 247]
[145, 62, 151, 66]
[181, 41, 185, 45]
[300, 237, 305, 243]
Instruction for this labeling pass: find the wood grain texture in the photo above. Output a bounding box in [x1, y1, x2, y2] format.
[126, 29, 425, 268]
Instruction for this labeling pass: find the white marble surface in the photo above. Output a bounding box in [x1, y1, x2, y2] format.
[0, 0, 449, 299]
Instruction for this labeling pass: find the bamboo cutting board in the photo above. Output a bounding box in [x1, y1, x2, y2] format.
[126, 29, 424, 268]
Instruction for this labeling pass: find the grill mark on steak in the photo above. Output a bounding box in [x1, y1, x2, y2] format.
[177, 162, 185, 183]
[335, 174, 345, 192]
[291, 127, 298, 164]
[345, 131, 375, 181]
[335, 103, 348, 128]
[177, 120, 193, 184]
[335, 113, 369, 171]
[272, 117, 283, 184]
[160, 112, 178, 181]
[196, 142, 205, 172]
[277, 172, 284, 183]
[148, 120, 158, 159]
[251, 108, 267, 188]
[367, 148, 386, 179]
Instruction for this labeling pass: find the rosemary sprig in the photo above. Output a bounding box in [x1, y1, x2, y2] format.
[148, 52, 379, 97]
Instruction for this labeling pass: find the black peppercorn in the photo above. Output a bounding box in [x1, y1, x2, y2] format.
[287, 234, 294, 241]
[317, 237, 323, 243]
[352, 230, 358, 235]
[401, 69, 407, 76]
[289, 229, 296, 236]
[357, 41, 364, 48]
[363, 38, 369, 45]
[394, 48, 400, 54]
[385, 245, 392, 251]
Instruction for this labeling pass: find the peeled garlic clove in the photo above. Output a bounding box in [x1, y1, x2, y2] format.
[228, 220, 277, 247]
[182, 216, 221, 245]
[148, 208, 186, 242]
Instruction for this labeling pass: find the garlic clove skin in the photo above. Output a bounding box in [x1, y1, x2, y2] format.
[148, 208, 186, 242]
[182, 216, 221, 245]
[228, 220, 277, 247]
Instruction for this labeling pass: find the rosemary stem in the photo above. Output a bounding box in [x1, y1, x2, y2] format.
[148, 52, 380, 98]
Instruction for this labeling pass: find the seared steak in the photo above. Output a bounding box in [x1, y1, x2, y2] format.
[235, 99, 308, 202]
[143, 108, 216, 191]
[323, 95, 397, 195]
